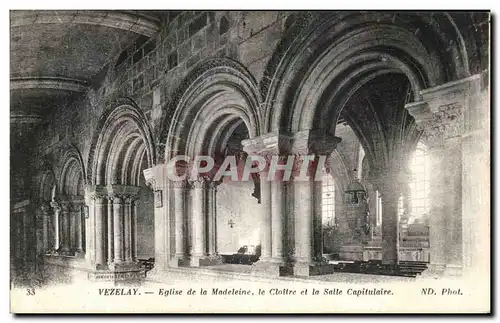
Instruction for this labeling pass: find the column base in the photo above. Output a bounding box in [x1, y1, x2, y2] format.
[88, 261, 146, 284]
[169, 256, 189, 268]
[108, 261, 142, 271]
[253, 258, 292, 276]
[190, 254, 223, 267]
[292, 262, 335, 276]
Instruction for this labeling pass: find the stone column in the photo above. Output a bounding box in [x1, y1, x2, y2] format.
[144, 164, 169, 274]
[72, 201, 84, 256]
[378, 175, 401, 265]
[242, 133, 291, 275]
[107, 184, 141, 270]
[206, 180, 218, 256]
[259, 171, 273, 262]
[189, 177, 208, 267]
[112, 195, 124, 264]
[289, 131, 340, 276]
[405, 74, 485, 276]
[40, 202, 50, 253]
[271, 181, 286, 264]
[131, 198, 138, 262]
[124, 196, 132, 262]
[50, 201, 61, 253]
[171, 180, 187, 267]
[293, 175, 314, 269]
[94, 196, 107, 266]
[75, 204, 84, 255]
[205, 179, 223, 265]
[107, 196, 114, 264]
[59, 202, 71, 254]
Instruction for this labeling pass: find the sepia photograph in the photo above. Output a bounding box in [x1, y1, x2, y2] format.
[8, 8, 491, 313]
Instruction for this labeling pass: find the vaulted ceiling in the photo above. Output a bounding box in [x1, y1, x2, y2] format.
[10, 10, 163, 137]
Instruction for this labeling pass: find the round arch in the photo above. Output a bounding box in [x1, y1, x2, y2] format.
[58, 145, 86, 196]
[158, 58, 262, 164]
[87, 98, 155, 186]
[261, 12, 471, 134]
[37, 169, 56, 202]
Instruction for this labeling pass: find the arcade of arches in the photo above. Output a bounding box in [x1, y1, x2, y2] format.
[10, 11, 490, 285]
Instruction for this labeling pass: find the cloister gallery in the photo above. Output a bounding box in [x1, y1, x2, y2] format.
[10, 11, 490, 285]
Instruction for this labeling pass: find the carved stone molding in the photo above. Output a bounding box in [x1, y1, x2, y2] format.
[50, 201, 61, 212]
[143, 164, 165, 191]
[242, 130, 341, 157]
[106, 184, 141, 199]
[189, 176, 210, 190]
[11, 77, 89, 93]
[171, 180, 189, 189]
[10, 10, 160, 37]
[242, 131, 290, 156]
[405, 74, 481, 147]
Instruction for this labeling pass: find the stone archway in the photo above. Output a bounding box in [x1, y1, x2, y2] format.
[253, 12, 473, 274]
[55, 145, 86, 257]
[86, 98, 155, 281]
[153, 58, 263, 270]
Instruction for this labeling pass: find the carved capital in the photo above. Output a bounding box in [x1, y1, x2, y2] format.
[288, 130, 341, 156]
[111, 195, 124, 204]
[189, 176, 209, 189]
[143, 164, 166, 191]
[171, 180, 189, 189]
[39, 201, 51, 214]
[241, 131, 292, 156]
[50, 201, 61, 212]
[405, 75, 480, 147]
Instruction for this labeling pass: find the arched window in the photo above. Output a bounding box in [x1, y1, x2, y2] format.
[322, 173, 336, 226]
[408, 141, 430, 223]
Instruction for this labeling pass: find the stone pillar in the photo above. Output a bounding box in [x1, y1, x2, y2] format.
[124, 196, 132, 262]
[171, 180, 187, 267]
[131, 198, 138, 262]
[144, 164, 170, 274]
[259, 171, 272, 262]
[112, 195, 124, 264]
[206, 180, 218, 256]
[270, 181, 286, 264]
[107, 196, 114, 264]
[40, 202, 50, 253]
[290, 131, 340, 276]
[107, 185, 141, 270]
[189, 177, 208, 267]
[242, 133, 291, 276]
[59, 202, 71, 254]
[50, 201, 61, 253]
[293, 176, 314, 268]
[405, 74, 486, 276]
[94, 196, 107, 267]
[72, 201, 84, 256]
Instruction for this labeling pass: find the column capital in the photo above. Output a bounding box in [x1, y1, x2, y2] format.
[241, 131, 292, 156]
[50, 200, 61, 212]
[242, 130, 341, 156]
[143, 164, 166, 191]
[39, 201, 51, 214]
[189, 176, 210, 189]
[290, 130, 341, 156]
[171, 179, 189, 189]
[106, 184, 140, 199]
[405, 74, 481, 147]
[84, 185, 108, 202]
